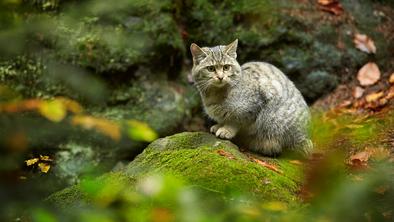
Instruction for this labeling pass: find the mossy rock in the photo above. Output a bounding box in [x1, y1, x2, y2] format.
[48, 132, 304, 208]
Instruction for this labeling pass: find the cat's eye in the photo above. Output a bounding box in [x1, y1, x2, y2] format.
[207, 66, 215, 72]
[223, 65, 231, 71]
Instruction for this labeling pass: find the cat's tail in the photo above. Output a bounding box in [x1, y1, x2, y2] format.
[298, 139, 313, 157]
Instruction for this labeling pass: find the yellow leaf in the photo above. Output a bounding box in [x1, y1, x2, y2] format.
[56, 97, 83, 114]
[72, 115, 121, 141]
[25, 158, 39, 166]
[38, 162, 50, 173]
[38, 100, 67, 122]
[40, 155, 53, 161]
[365, 91, 384, 103]
[289, 160, 303, 165]
[127, 120, 158, 142]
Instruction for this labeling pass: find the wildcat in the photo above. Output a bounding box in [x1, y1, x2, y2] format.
[190, 39, 312, 156]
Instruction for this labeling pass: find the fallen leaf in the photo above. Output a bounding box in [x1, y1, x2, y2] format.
[127, 120, 158, 142]
[72, 115, 121, 141]
[40, 155, 53, 161]
[353, 34, 377, 54]
[389, 73, 394, 84]
[0, 99, 41, 113]
[38, 100, 67, 122]
[38, 162, 50, 173]
[25, 158, 39, 166]
[352, 86, 365, 99]
[57, 97, 83, 114]
[216, 149, 235, 160]
[357, 62, 381, 86]
[338, 100, 352, 108]
[348, 151, 370, 167]
[386, 86, 394, 100]
[253, 158, 283, 174]
[317, 0, 343, 15]
[365, 91, 384, 103]
[317, 0, 335, 6]
[289, 160, 303, 165]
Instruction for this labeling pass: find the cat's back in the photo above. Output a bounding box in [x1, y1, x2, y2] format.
[241, 61, 288, 85]
[240, 61, 302, 103]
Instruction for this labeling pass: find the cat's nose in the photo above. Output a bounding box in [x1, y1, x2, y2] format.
[217, 76, 223, 81]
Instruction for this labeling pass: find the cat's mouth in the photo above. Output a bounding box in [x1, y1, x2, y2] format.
[212, 80, 228, 87]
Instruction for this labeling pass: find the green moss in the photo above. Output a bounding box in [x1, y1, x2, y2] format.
[48, 132, 304, 209]
[136, 133, 303, 202]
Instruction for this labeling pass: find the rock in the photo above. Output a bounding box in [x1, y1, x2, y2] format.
[47, 132, 304, 208]
[50, 79, 200, 186]
[297, 71, 338, 102]
[98, 76, 200, 136]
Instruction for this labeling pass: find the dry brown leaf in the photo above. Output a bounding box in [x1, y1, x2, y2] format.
[365, 91, 384, 103]
[389, 73, 394, 84]
[353, 34, 377, 54]
[253, 158, 283, 174]
[348, 151, 370, 167]
[386, 86, 394, 100]
[25, 158, 39, 166]
[357, 62, 381, 86]
[216, 149, 235, 160]
[317, 0, 343, 15]
[337, 100, 352, 108]
[38, 162, 50, 173]
[317, 0, 336, 5]
[352, 86, 365, 99]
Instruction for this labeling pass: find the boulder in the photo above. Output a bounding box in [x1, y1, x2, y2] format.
[48, 132, 304, 208]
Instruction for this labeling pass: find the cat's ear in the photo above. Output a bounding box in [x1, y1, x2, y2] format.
[190, 43, 207, 64]
[224, 39, 238, 59]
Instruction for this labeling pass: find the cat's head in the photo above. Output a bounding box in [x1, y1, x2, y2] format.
[190, 39, 241, 90]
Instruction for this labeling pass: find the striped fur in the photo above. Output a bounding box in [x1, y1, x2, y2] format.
[190, 40, 312, 156]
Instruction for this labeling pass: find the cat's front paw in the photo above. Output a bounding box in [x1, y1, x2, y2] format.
[210, 124, 221, 134]
[215, 126, 237, 139]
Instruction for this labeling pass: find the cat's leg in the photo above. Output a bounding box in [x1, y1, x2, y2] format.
[215, 124, 238, 139]
[250, 138, 282, 157]
[210, 124, 222, 134]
